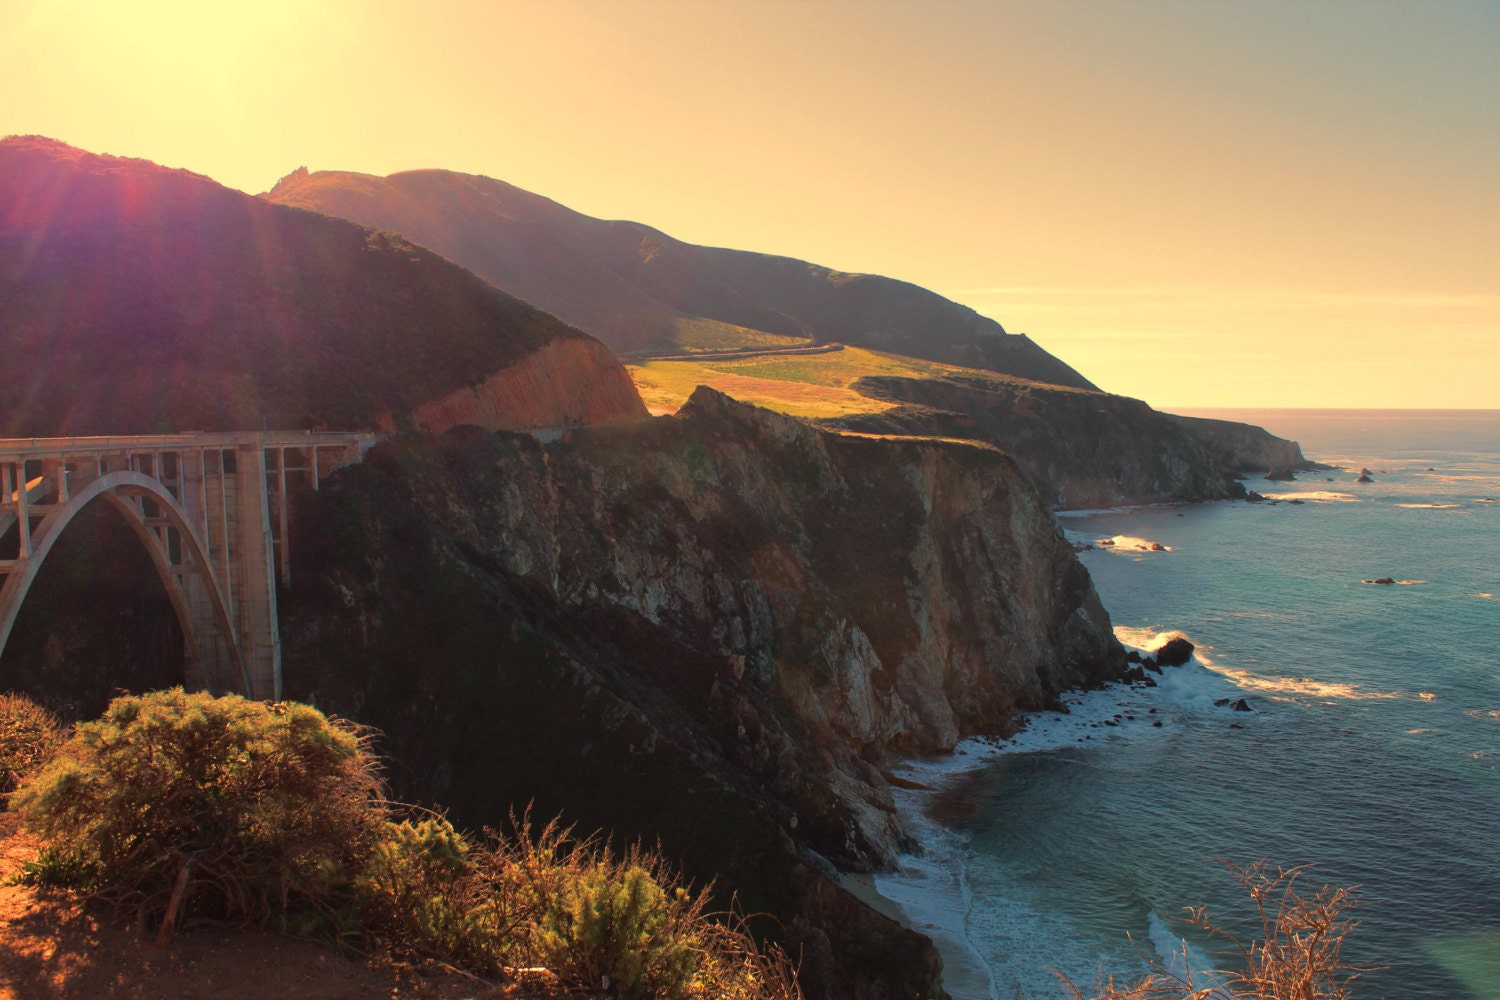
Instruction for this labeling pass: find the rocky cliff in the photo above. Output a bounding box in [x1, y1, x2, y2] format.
[1165, 412, 1311, 476]
[279, 389, 1125, 999]
[0, 137, 644, 436]
[831, 372, 1311, 508]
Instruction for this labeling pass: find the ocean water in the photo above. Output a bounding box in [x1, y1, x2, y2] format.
[875, 410, 1500, 1000]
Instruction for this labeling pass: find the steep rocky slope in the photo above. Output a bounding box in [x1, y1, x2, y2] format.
[263, 167, 1098, 389]
[0, 138, 644, 436]
[829, 371, 1311, 508]
[279, 389, 1126, 1000]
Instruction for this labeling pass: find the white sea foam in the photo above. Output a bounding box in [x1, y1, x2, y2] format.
[1397, 502, 1464, 509]
[1148, 912, 1230, 998]
[872, 831, 1000, 1000]
[1095, 535, 1172, 553]
[1261, 490, 1358, 502]
[1205, 663, 1400, 701]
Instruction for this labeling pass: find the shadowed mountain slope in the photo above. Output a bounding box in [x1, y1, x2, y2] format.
[264, 167, 1098, 389]
[0, 138, 644, 437]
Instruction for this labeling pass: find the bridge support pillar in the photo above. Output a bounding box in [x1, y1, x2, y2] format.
[233, 444, 281, 701]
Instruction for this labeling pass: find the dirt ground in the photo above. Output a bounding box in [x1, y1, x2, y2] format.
[0, 815, 583, 1000]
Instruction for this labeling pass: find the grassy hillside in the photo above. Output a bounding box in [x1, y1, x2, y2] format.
[628, 346, 957, 418]
[0, 138, 638, 436]
[264, 167, 1098, 389]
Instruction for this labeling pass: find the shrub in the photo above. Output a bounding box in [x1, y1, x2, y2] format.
[365, 811, 803, 999]
[534, 852, 700, 998]
[10, 690, 803, 998]
[12, 687, 383, 939]
[0, 693, 62, 796]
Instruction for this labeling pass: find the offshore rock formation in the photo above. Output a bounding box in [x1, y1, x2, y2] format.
[264, 167, 1099, 389]
[831, 372, 1311, 508]
[280, 389, 1126, 1000]
[0, 137, 644, 436]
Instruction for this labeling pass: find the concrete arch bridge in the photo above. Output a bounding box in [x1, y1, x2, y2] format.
[0, 431, 378, 701]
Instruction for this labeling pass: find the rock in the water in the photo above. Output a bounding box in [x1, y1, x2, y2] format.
[1289, 498, 1305, 505]
[1363, 577, 1396, 585]
[1356, 473, 1374, 483]
[1153, 637, 1195, 667]
[1125, 650, 1142, 663]
[1245, 490, 1267, 502]
[1072, 542, 1096, 552]
[1265, 467, 1298, 481]
[1231, 698, 1252, 712]
[1214, 698, 1231, 707]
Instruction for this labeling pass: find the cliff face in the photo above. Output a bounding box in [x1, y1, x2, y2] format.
[1166, 413, 1309, 474]
[0, 137, 643, 435]
[264, 167, 1099, 389]
[280, 390, 1124, 999]
[835, 373, 1311, 508]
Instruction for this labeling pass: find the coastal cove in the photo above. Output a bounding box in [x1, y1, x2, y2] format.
[874, 410, 1500, 1000]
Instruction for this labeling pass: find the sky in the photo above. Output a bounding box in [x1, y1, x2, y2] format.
[2, 0, 1496, 408]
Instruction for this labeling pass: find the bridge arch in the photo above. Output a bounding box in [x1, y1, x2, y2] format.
[0, 471, 250, 696]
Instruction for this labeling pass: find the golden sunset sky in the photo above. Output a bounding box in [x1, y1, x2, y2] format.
[3, 0, 1495, 408]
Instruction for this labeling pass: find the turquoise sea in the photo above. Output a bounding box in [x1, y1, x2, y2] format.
[874, 410, 1500, 1000]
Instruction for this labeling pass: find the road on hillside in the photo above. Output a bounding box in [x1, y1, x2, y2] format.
[626, 343, 845, 363]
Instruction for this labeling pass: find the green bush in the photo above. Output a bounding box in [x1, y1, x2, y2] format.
[536, 854, 700, 998]
[13, 687, 382, 936]
[0, 693, 62, 796]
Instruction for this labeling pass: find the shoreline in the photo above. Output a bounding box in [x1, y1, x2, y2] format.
[863, 630, 1249, 1000]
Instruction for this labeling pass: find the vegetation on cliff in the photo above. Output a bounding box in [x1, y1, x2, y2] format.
[0, 137, 643, 436]
[10, 688, 801, 1000]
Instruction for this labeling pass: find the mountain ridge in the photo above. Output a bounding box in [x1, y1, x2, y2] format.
[0, 137, 645, 437]
[264, 166, 1100, 389]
